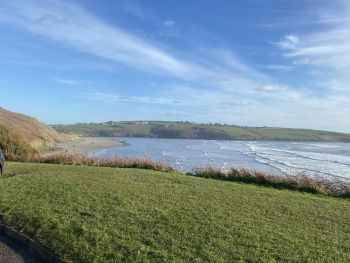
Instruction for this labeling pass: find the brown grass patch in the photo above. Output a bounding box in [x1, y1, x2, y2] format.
[12, 153, 175, 173]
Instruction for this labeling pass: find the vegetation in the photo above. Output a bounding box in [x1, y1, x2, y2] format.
[0, 124, 38, 160]
[31, 153, 175, 173]
[191, 167, 350, 198]
[0, 107, 62, 148]
[0, 162, 349, 262]
[1, 108, 349, 261]
[52, 121, 350, 142]
[6, 151, 349, 199]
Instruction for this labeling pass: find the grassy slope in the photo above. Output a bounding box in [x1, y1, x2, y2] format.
[1, 163, 350, 262]
[52, 121, 350, 142]
[0, 124, 38, 159]
[0, 107, 61, 148]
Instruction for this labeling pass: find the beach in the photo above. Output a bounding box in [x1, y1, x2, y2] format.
[43, 137, 123, 156]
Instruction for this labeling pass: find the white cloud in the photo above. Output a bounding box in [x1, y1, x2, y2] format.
[274, 0, 350, 118]
[0, 0, 300, 102]
[230, 101, 250, 107]
[256, 84, 288, 93]
[2, 0, 349, 131]
[163, 20, 175, 27]
[54, 78, 80, 85]
[159, 20, 178, 37]
[264, 64, 294, 71]
[0, 0, 206, 79]
[276, 9, 350, 71]
[81, 91, 183, 105]
[166, 111, 189, 117]
[276, 34, 299, 49]
[2, 0, 307, 105]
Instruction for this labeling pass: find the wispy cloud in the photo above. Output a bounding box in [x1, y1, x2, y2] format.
[81, 91, 183, 105]
[256, 84, 288, 93]
[159, 20, 178, 37]
[277, 34, 300, 49]
[0, 0, 301, 102]
[163, 20, 175, 27]
[255, 84, 303, 101]
[0, 0, 206, 79]
[264, 64, 294, 71]
[166, 111, 189, 117]
[2, 0, 348, 131]
[0, 1, 275, 82]
[54, 78, 80, 85]
[230, 100, 250, 107]
[276, 8, 350, 71]
[274, 0, 350, 111]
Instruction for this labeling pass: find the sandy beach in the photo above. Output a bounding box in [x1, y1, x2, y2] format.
[43, 137, 124, 156]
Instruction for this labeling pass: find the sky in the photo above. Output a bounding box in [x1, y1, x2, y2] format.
[0, 0, 349, 132]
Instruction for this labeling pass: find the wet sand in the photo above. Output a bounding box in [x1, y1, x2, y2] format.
[43, 137, 124, 156]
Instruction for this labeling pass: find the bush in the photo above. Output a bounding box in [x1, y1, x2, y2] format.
[0, 124, 38, 161]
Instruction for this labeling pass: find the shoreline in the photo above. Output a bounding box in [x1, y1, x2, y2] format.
[43, 137, 125, 156]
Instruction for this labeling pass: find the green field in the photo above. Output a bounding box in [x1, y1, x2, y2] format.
[52, 121, 350, 142]
[0, 162, 349, 262]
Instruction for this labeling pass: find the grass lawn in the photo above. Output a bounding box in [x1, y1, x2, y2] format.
[0, 162, 350, 262]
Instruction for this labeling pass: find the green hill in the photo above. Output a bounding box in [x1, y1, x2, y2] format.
[0, 162, 349, 262]
[53, 121, 350, 142]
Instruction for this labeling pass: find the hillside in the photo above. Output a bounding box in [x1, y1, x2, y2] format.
[0, 108, 62, 148]
[0, 124, 37, 159]
[0, 162, 349, 262]
[53, 121, 350, 142]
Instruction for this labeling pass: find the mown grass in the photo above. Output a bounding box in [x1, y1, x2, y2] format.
[1, 162, 350, 262]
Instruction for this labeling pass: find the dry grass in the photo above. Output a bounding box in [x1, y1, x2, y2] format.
[190, 166, 350, 198]
[12, 153, 175, 173]
[0, 107, 62, 148]
[0, 124, 38, 160]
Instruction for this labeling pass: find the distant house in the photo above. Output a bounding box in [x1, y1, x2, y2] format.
[134, 121, 149, 125]
[102, 121, 114, 126]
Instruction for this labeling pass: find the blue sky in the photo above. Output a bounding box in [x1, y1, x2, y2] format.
[0, 0, 349, 132]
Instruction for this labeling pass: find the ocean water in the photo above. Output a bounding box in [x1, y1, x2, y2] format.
[93, 137, 350, 180]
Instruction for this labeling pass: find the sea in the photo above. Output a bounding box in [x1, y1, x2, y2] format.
[92, 137, 350, 181]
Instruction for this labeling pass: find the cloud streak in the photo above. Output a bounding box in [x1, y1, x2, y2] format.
[54, 78, 80, 85]
[1, 0, 348, 131]
[0, 0, 288, 91]
[276, 4, 350, 71]
[81, 91, 183, 106]
[0, 0, 209, 79]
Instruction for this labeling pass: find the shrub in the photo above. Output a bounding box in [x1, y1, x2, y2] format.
[0, 124, 38, 161]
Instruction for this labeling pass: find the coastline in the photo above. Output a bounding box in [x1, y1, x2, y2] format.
[43, 137, 124, 156]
